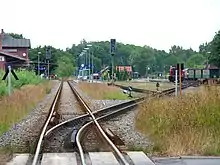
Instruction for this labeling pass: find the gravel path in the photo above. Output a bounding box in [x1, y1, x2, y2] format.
[0, 80, 60, 153]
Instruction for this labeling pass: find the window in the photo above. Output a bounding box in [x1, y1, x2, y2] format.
[0, 56, 5, 61]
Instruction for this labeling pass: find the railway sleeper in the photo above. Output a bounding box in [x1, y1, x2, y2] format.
[104, 128, 125, 146]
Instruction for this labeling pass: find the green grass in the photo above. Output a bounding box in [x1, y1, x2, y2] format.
[0, 69, 51, 135]
[136, 86, 220, 156]
[103, 91, 130, 100]
[116, 81, 173, 90]
[0, 69, 43, 96]
[78, 82, 130, 100]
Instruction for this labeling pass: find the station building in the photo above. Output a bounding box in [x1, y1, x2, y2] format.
[0, 29, 31, 70]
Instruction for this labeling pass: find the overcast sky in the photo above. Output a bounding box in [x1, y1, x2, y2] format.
[1, 0, 220, 52]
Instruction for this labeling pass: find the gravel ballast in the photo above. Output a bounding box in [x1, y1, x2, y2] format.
[73, 81, 150, 151]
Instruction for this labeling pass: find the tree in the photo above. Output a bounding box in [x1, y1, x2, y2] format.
[209, 30, 220, 66]
[7, 33, 24, 39]
[186, 54, 205, 68]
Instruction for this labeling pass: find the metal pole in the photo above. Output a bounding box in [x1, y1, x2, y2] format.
[38, 55, 40, 76]
[179, 66, 182, 96]
[85, 51, 87, 66]
[112, 55, 114, 84]
[47, 60, 49, 79]
[8, 66, 12, 96]
[175, 69, 178, 96]
[92, 51, 94, 82]
[89, 49, 91, 82]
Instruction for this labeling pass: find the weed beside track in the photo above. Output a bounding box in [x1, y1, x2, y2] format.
[136, 86, 220, 156]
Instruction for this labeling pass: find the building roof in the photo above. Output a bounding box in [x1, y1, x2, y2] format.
[2, 34, 31, 48]
[0, 29, 31, 48]
[204, 64, 218, 69]
[0, 51, 27, 61]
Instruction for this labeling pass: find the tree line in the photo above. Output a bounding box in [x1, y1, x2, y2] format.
[8, 29, 220, 77]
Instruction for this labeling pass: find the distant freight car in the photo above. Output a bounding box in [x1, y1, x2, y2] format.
[186, 68, 220, 80]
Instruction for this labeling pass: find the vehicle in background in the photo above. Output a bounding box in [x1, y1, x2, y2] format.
[168, 66, 186, 82]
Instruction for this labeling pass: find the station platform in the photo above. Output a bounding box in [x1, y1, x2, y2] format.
[6, 151, 155, 165]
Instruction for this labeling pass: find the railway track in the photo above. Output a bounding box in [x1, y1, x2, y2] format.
[29, 80, 198, 165]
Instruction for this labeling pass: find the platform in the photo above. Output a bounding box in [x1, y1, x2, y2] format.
[6, 151, 154, 165]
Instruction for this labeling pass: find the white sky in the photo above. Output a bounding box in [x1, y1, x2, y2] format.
[1, 0, 220, 52]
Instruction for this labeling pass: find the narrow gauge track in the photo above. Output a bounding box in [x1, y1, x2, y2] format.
[31, 80, 197, 165]
[45, 80, 197, 165]
[31, 80, 91, 165]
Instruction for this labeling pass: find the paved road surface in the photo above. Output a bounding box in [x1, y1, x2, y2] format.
[153, 157, 220, 165]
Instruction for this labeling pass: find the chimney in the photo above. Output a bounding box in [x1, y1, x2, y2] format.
[0, 29, 5, 50]
[0, 29, 2, 50]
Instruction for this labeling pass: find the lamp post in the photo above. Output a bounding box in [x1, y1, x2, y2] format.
[37, 52, 41, 76]
[84, 48, 90, 78]
[87, 44, 92, 82]
[83, 49, 88, 66]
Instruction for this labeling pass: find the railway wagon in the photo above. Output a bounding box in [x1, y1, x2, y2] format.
[186, 68, 220, 81]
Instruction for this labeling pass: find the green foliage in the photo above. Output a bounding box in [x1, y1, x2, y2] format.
[186, 54, 206, 68]
[208, 30, 220, 67]
[0, 70, 43, 96]
[7, 33, 24, 39]
[55, 55, 75, 77]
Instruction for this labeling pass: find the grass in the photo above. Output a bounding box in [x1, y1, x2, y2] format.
[78, 82, 129, 100]
[0, 70, 43, 96]
[135, 86, 220, 156]
[116, 81, 173, 90]
[0, 82, 51, 135]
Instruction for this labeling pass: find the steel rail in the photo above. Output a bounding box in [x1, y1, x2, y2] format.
[32, 81, 63, 165]
[68, 82, 130, 165]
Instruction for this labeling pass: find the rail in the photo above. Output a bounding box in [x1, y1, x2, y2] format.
[32, 81, 63, 165]
[68, 82, 130, 165]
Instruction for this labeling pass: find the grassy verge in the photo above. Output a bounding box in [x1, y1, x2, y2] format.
[135, 86, 220, 156]
[116, 81, 173, 90]
[0, 83, 51, 135]
[0, 70, 52, 135]
[0, 70, 43, 96]
[78, 82, 129, 100]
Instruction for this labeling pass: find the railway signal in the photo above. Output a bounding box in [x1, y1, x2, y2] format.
[46, 46, 51, 79]
[110, 39, 116, 55]
[110, 39, 116, 84]
[2, 65, 19, 96]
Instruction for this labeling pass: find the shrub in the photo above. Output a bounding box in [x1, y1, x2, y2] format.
[0, 70, 43, 96]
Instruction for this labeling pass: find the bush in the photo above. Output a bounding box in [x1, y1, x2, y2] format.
[136, 86, 220, 156]
[0, 70, 44, 96]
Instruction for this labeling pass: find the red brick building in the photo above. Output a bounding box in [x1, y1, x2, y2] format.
[0, 29, 31, 70]
[116, 66, 132, 73]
